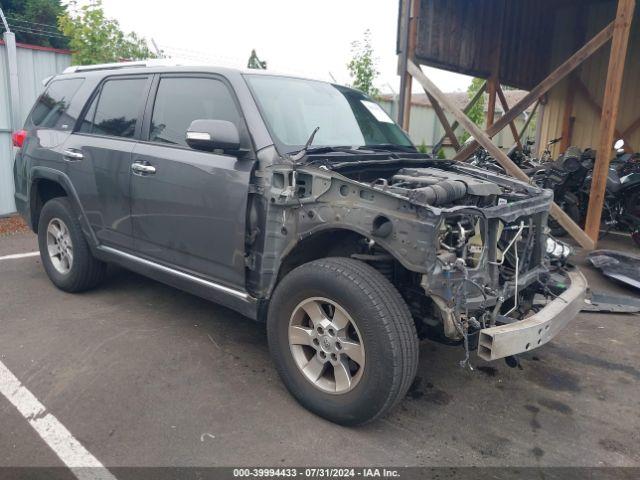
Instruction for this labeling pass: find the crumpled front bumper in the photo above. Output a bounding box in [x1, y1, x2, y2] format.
[477, 269, 587, 361]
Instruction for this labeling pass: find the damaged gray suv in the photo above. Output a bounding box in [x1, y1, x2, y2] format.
[13, 62, 587, 425]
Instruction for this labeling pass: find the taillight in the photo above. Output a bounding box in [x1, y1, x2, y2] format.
[12, 130, 27, 148]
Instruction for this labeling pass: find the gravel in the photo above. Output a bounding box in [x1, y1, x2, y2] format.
[0, 215, 29, 237]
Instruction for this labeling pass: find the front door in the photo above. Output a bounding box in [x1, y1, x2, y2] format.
[130, 75, 253, 289]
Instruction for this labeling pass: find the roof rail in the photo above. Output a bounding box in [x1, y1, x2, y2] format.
[63, 59, 181, 74]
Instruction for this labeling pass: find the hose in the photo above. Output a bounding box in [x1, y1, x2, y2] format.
[408, 180, 467, 206]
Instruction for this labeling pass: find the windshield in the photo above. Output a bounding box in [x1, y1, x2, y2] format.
[244, 74, 414, 153]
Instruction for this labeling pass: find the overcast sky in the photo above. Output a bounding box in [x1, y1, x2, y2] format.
[98, 0, 473, 95]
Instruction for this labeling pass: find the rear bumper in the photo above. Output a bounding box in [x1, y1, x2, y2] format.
[477, 269, 587, 361]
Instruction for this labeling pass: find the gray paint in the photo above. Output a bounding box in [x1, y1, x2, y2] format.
[14, 65, 580, 354]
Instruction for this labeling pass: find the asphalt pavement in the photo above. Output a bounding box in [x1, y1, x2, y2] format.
[0, 231, 638, 470]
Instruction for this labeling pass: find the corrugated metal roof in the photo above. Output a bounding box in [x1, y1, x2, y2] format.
[400, 0, 619, 90]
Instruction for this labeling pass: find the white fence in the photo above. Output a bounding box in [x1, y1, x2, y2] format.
[0, 35, 71, 215]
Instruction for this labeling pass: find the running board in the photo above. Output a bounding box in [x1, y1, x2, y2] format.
[98, 246, 250, 300]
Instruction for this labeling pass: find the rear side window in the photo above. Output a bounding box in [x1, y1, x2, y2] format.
[79, 77, 147, 138]
[149, 77, 241, 146]
[29, 78, 84, 130]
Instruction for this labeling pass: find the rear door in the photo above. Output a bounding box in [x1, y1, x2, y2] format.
[15, 77, 86, 210]
[130, 74, 253, 289]
[63, 75, 151, 249]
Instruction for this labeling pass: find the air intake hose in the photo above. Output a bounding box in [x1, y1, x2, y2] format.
[408, 180, 467, 206]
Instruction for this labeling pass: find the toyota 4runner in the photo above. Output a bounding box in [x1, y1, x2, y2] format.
[12, 62, 587, 425]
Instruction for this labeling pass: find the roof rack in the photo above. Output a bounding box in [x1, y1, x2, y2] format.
[63, 59, 181, 74]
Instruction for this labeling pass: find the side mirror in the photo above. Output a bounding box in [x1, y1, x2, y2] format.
[186, 119, 240, 153]
[614, 139, 625, 151]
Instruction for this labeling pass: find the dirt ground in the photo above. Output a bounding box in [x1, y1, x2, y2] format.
[0, 215, 29, 237]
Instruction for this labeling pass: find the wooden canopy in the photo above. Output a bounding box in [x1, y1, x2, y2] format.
[400, 0, 618, 90]
[397, 0, 637, 249]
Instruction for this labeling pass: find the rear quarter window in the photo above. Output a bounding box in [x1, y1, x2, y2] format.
[28, 78, 85, 130]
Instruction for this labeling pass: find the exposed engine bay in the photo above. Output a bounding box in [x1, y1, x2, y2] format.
[250, 152, 579, 367]
[355, 164, 565, 348]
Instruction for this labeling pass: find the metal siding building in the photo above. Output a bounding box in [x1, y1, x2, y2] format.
[380, 95, 534, 152]
[0, 42, 71, 215]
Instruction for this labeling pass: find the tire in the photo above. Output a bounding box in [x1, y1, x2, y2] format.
[267, 257, 419, 425]
[37, 197, 106, 292]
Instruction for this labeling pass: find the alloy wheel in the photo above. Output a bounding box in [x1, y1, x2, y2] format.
[46, 218, 73, 274]
[288, 297, 365, 394]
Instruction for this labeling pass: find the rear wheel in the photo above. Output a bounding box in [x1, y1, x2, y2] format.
[267, 257, 419, 425]
[38, 197, 106, 292]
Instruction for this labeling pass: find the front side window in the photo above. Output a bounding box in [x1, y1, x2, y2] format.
[244, 74, 413, 153]
[80, 78, 147, 138]
[29, 78, 84, 130]
[149, 77, 241, 146]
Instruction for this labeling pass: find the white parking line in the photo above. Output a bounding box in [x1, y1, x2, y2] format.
[0, 360, 117, 480]
[0, 251, 40, 261]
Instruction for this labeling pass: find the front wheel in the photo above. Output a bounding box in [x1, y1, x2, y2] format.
[267, 257, 419, 425]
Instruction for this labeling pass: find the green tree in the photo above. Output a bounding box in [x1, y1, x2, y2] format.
[347, 29, 379, 97]
[58, 0, 154, 65]
[459, 77, 486, 143]
[0, 0, 68, 49]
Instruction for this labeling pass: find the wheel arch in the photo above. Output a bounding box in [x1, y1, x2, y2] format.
[265, 225, 412, 302]
[29, 168, 98, 246]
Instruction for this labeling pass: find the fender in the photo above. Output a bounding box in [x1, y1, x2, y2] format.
[265, 222, 436, 301]
[29, 166, 100, 248]
[287, 223, 430, 273]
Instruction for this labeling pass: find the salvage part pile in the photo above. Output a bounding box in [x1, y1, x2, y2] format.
[467, 140, 640, 243]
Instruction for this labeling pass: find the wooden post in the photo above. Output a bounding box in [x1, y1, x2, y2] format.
[425, 90, 461, 150]
[535, 98, 546, 157]
[397, 0, 412, 128]
[496, 85, 524, 150]
[560, 76, 577, 152]
[585, 0, 635, 242]
[400, 77, 413, 131]
[486, 77, 498, 129]
[518, 99, 540, 142]
[408, 60, 595, 250]
[485, 0, 504, 130]
[453, 21, 615, 161]
[398, 0, 419, 131]
[506, 100, 540, 153]
[432, 81, 486, 154]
